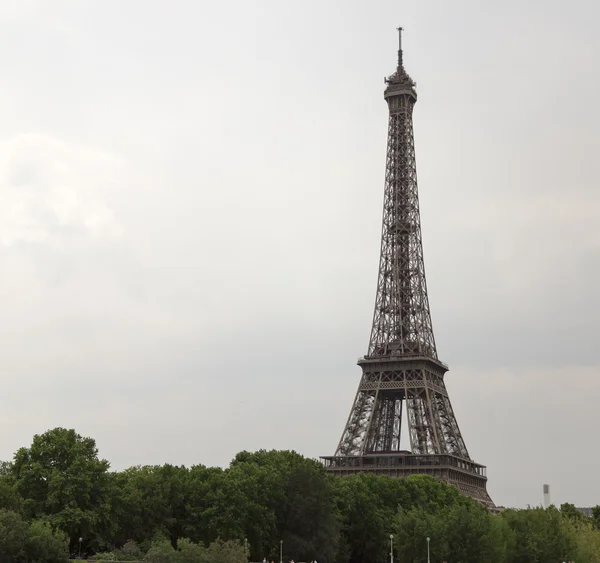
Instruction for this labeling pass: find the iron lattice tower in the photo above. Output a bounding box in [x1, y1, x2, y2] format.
[321, 29, 493, 508]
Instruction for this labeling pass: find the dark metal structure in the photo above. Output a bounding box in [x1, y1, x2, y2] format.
[321, 29, 494, 508]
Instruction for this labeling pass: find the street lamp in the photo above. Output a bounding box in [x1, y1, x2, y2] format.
[280, 540, 283, 563]
[426, 537, 430, 563]
[78, 537, 83, 559]
[390, 534, 394, 563]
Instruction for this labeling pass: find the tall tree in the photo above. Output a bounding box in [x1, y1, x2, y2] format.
[179, 465, 224, 545]
[395, 503, 511, 563]
[561, 502, 589, 523]
[111, 464, 192, 547]
[226, 450, 340, 562]
[332, 474, 392, 563]
[332, 474, 470, 563]
[502, 507, 578, 563]
[12, 427, 112, 553]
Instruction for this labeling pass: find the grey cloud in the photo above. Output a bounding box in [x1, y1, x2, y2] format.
[0, 134, 123, 246]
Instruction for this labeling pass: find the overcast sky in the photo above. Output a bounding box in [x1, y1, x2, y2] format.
[0, 0, 599, 510]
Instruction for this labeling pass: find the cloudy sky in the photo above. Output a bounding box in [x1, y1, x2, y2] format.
[1, 0, 599, 509]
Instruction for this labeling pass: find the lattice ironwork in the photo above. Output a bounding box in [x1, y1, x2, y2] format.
[335, 361, 468, 458]
[324, 28, 493, 508]
[368, 36, 435, 360]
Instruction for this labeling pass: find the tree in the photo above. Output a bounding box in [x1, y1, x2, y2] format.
[110, 464, 193, 547]
[11, 427, 600, 563]
[332, 474, 392, 563]
[561, 502, 589, 523]
[120, 540, 143, 560]
[592, 505, 600, 530]
[395, 503, 511, 563]
[332, 473, 471, 563]
[228, 450, 340, 562]
[12, 427, 112, 553]
[280, 463, 340, 563]
[392, 473, 469, 512]
[177, 538, 208, 563]
[25, 519, 70, 563]
[206, 455, 279, 552]
[502, 506, 578, 563]
[179, 465, 224, 545]
[0, 461, 12, 476]
[571, 520, 600, 562]
[0, 508, 28, 561]
[144, 536, 179, 563]
[205, 538, 248, 563]
[0, 474, 23, 513]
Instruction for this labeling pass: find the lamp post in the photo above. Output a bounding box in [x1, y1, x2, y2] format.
[426, 537, 430, 563]
[280, 540, 283, 563]
[78, 537, 83, 560]
[390, 534, 394, 563]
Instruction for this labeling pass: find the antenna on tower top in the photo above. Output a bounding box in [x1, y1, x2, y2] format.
[396, 26, 404, 69]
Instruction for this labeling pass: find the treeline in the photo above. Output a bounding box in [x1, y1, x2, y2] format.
[1, 428, 600, 563]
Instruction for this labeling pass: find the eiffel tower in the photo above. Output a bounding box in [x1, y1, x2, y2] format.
[321, 29, 494, 508]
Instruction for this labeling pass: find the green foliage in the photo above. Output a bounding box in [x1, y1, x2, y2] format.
[92, 540, 142, 561]
[561, 502, 589, 523]
[204, 538, 248, 563]
[592, 505, 600, 531]
[12, 427, 112, 553]
[144, 536, 179, 563]
[26, 519, 70, 563]
[395, 503, 511, 563]
[0, 510, 69, 563]
[332, 473, 471, 563]
[332, 474, 392, 563]
[0, 461, 12, 476]
[227, 450, 340, 562]
[502, 506, 578, 563]
[141, 537, 247, 563]
[4, 427, 600, 563]
[110, 464, 191, 546]
[178, 465, 223, 544]
[0, 508, 28, 561]
[0, 474, 23, 513]
[177, 537, 207, 563]
[91, 553, 118, 561]
[281, 463, 339, 562]
[121, 540, 143, 560]
[572, 520, 600, 562]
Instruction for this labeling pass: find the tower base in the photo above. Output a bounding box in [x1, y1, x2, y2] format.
[321, 453, 495, 510]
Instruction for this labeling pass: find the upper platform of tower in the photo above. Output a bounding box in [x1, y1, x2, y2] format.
[384, 27, 417, 101]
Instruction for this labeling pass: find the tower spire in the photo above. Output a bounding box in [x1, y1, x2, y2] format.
[397, 26, 404, 69]
[386, 27, 415, 92]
